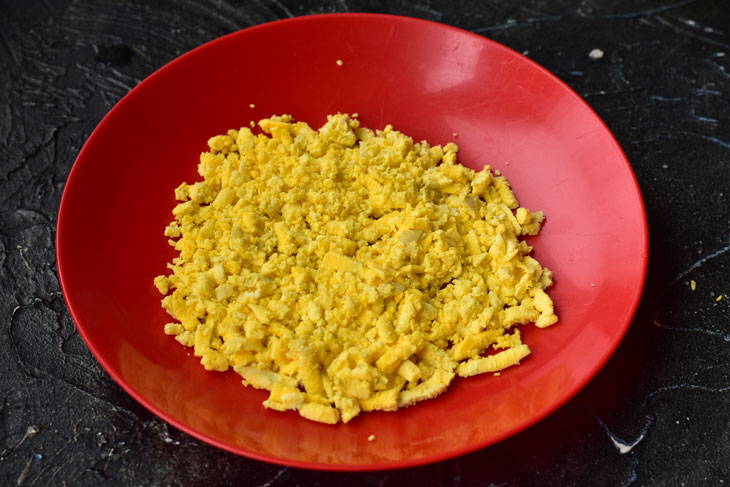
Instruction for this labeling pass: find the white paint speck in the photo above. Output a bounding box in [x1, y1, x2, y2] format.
[589, 48, 604, 60]
[608, 431, 645, 454]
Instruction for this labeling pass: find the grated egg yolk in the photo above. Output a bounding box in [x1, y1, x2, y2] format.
[154, 114, 557, 424]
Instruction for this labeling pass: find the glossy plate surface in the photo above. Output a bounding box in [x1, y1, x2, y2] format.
[57, 14, 648, 471]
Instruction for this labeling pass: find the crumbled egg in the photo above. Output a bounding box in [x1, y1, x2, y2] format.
[155, 114, 557, 424]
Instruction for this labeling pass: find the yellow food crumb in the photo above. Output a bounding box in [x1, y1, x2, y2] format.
[153, 275, 169, 295]
[156, 114, 557, 424]
[367, 434, 376, 442]
[336, 59, 344, 66]
[249, 103, 255, 108]
[717, 295, 723, 302]
[690, 280, 696, 291]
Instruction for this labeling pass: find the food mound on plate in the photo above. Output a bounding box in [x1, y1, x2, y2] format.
[154, 113, 557, 424]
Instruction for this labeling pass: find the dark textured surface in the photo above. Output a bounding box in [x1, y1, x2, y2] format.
[1, 0, 729, 485]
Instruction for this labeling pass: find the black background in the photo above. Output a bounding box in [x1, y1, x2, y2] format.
[1, 1, 729, 485]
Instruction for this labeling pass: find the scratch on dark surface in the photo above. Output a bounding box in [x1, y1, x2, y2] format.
[14, 209, 54, 226]
[676, 131, 730, 150]
[16, 246, 32, 273]
[198, 0, 254, 31]
[122, 43, 150, 64]
[649, 95, 682, 102]
[615, 62, 632, 86]
[99, 446, 115, 475]
[652, 321, 730, 342]
[0, 102, 11, 146]
[0, 28, 21, 69]
[471, 14, 566, 33]
[39, 451, 83, 486]
[653, 15, 730, 50]
[74, 63, 138, 97]
[591, 410, 651, 455]
[266, 0, 294, 18]
[374, 474, 390, 487]
[693, 115, 718, 124]
[593, 0, 697, 20]
[695, 87, 722, 96]
[587, 384, 730, 467]
[708, 58, 730, 79]
[159, 423, 181, 445]
[2, 426, 40, 461]
[630, 131, 730, 151]
[581, 88, 636, 98]
[103, 67, 141, 91]
[447, 460, 462, 486]
[650, 238, 730, 305]
[59, 5, 196, 53]
[652, 384, 730, 396]
[16, 453, 34, 486]
[700, 25, 724, 35]
[412, 3, 443, 19]
[622, 469, 639, 487]
[257, 467, 289, 487]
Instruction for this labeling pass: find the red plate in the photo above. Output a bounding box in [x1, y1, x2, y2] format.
[57, 14, 648, 470]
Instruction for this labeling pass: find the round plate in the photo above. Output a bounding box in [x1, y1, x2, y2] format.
[57, 14, 648, 471]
